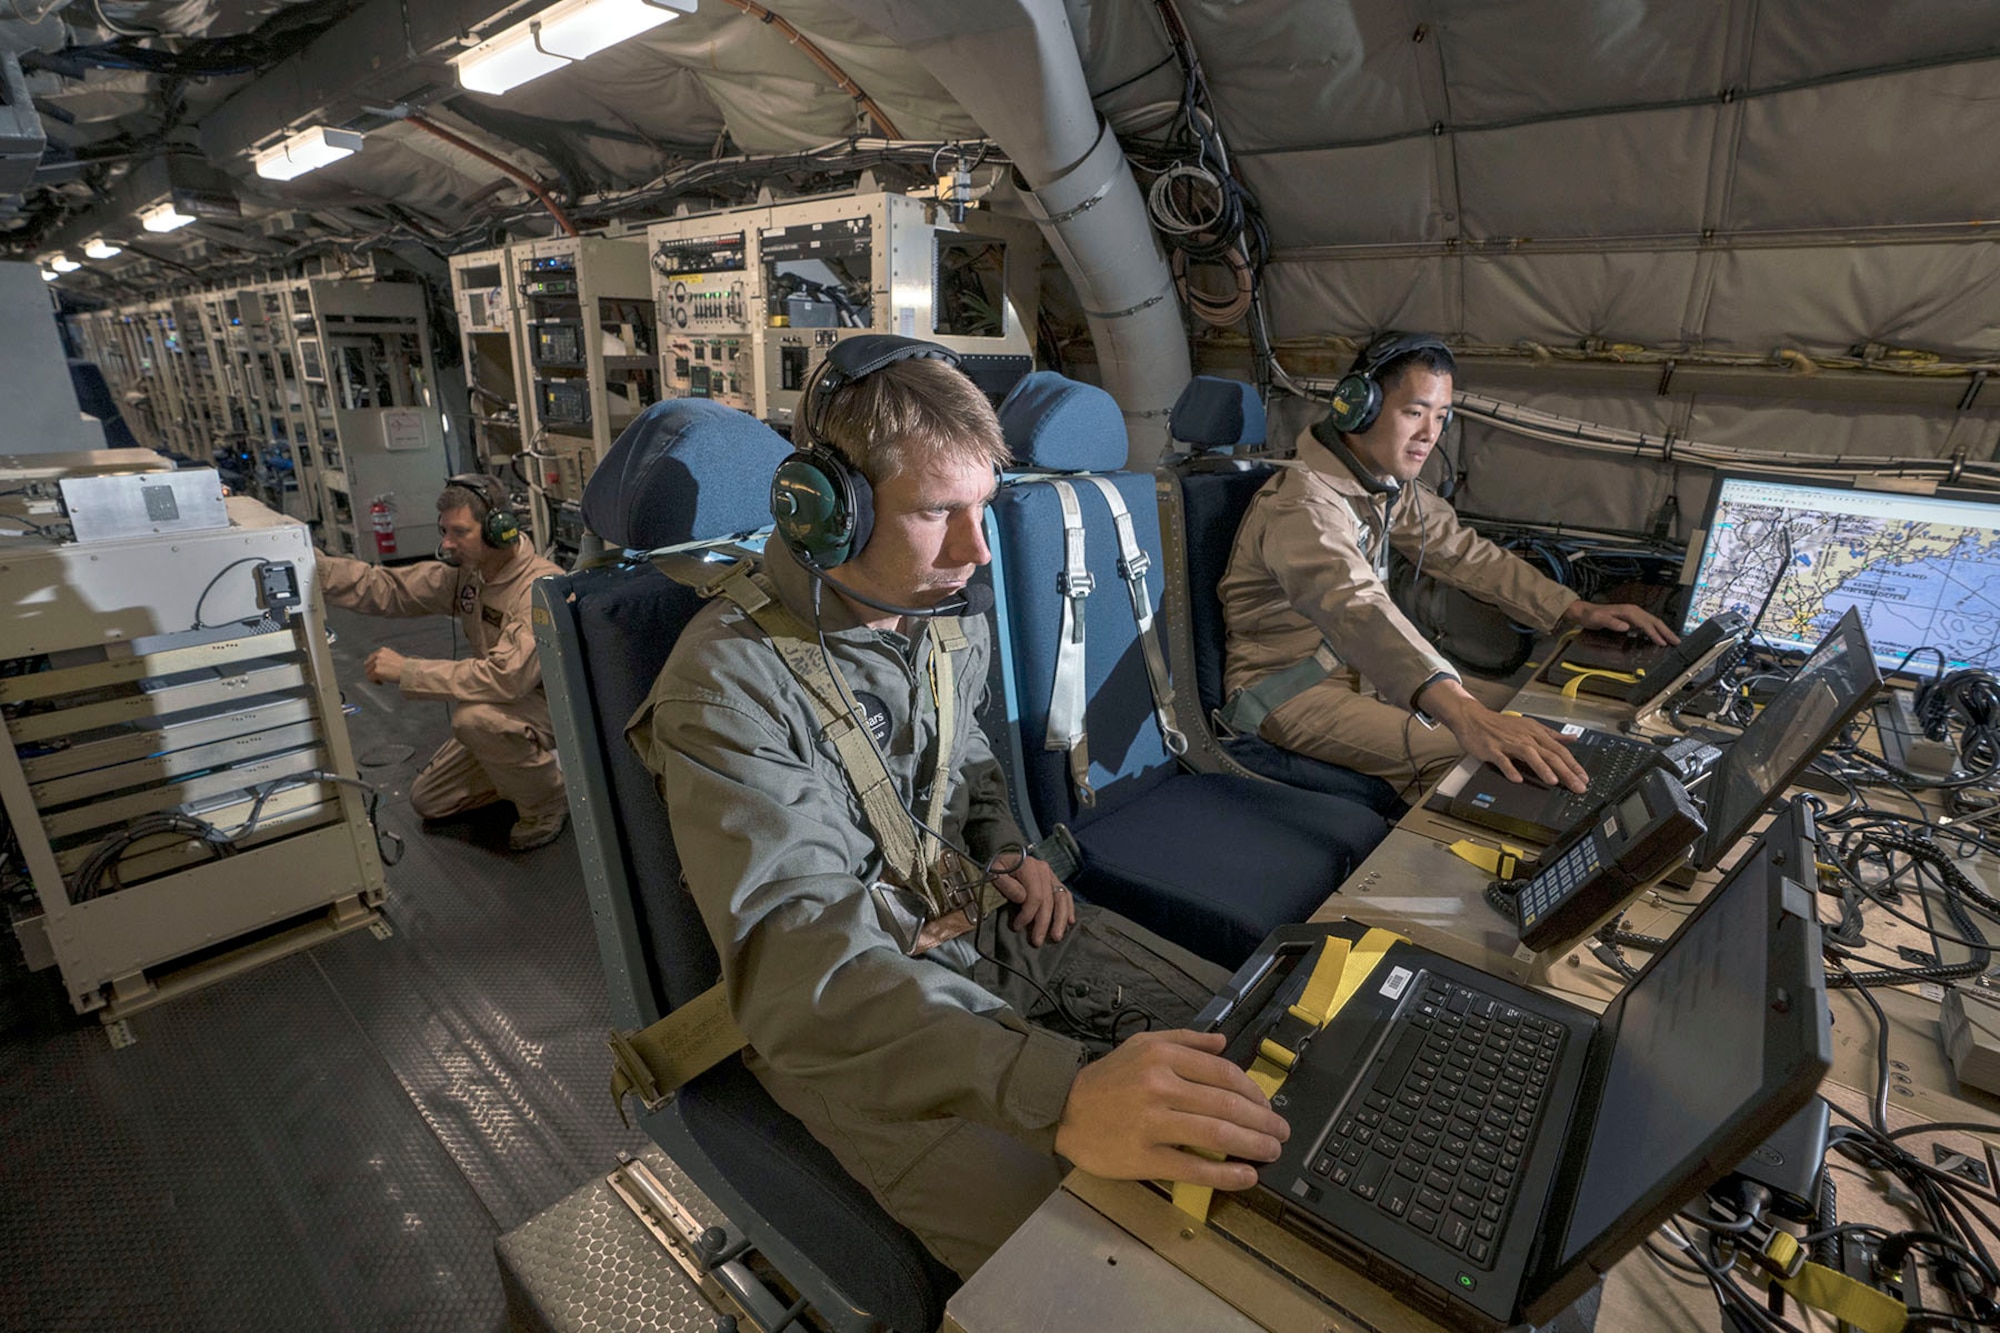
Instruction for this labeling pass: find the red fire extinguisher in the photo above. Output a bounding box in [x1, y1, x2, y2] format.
[370, 494, 397, 557]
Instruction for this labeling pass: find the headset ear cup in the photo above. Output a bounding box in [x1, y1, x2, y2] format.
[771, 451, 858, 567]
[1328, 372, 1381, 435]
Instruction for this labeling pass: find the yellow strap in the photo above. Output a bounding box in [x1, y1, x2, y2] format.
[1449, 838, 1532, 881]
[1173, 927, 1407, 1222]
[1559, 666, 1642, 699]
[1753, 1232, 1908, 1333]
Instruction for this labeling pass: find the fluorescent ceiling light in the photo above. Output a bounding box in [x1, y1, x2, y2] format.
[253, 126, 364, 181]
[83, 237, 123, 259]
[453, 0, 694, 96]
[49, 254, 81, 273]
[41, 267, 58, 282]
[139, 201, 197, 232]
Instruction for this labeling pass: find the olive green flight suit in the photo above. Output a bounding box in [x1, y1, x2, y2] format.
[628, 545, 1225, 1277]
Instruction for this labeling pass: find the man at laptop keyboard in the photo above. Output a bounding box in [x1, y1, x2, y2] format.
[1219, 333, 1675, 794]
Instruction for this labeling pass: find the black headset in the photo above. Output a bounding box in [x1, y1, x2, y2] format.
[1326, 332, 1455, 436]
[444, 473, 521, 548]
[767, 334, 993, 620]
[1314, 331, 1457, 497]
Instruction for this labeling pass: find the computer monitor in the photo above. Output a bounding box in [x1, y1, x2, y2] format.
[1693, 606, 1883, 869]
[1684, 470, 2000, 677]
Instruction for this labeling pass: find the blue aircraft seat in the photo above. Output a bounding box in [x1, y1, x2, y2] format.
[1161, 376, 1404, 813]
[985, 372, 1391, 970]
[536, 398, 957, 1333]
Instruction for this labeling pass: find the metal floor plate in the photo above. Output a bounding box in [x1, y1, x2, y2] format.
[1, 605, 665, 1330]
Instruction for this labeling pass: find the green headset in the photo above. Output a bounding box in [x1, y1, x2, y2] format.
[1325, 331, 1456, 436]
[769, 335, 964, 570]
[445, 473, 521, 548]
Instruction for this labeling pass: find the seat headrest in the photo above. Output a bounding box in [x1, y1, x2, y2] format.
[996, 371, 1127, 473]
[582, 400, 793, 549]
[1170, 376, 1266, 452]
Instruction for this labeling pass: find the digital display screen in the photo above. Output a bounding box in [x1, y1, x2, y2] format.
[1686, 472, 2000, 675]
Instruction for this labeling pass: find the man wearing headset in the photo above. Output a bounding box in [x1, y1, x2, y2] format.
[1220, 333, 1676, 794]
[317, 476, 569, 851]
[628, 340, 1289, 1278]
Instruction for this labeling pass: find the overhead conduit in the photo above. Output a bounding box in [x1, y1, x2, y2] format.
[825, 0, 1191, 466]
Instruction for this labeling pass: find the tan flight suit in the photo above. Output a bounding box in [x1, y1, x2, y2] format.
[628, 545, 1225, 1277]
[319, 542, 567, 824]
[1219, 424, 1578, 790]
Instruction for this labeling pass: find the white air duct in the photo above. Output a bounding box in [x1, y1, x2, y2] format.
[825, 0, 1191, 466]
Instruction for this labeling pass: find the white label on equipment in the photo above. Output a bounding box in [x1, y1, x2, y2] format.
[1380, 966, 1413, 999]
[1559, 723, 1587, 738]
[1920, 982, 1946, 1002]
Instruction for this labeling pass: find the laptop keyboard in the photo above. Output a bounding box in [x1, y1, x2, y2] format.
[1544, 735, 1655, 828]
[1307, 977, 1564, 1268]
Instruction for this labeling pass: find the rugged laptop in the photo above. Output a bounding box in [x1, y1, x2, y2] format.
[1195, 800, 1832, 1332]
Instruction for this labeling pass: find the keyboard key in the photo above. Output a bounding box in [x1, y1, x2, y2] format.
[1476, 1219, 1497, 1240]
[1482, 1200, 1503, 1222]
[1441, 1218, 1472, 1251]
[1394, 1158, 1424, 1183]
[1469, 1238, 1491, 1264]
[1381, 1176, 1415, 1218]
[1450, 1192, 1480, 1219]
[1425, 1168, 1454, 1194]
[1364, 1092, 1391, 1113]
[1408, 1205, 1440, 1234]
[1351, 1153, 1390, 1200]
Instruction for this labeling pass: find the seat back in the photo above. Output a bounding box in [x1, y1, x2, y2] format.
[986, 374, 1179, 836]
[538, 399, 954, 1332]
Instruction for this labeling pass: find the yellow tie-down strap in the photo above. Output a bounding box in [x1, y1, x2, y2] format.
[1751, 1231, 1908, 1333]
[1558, 666, 1642, 699]
[1449, 838, 1533, 882]
[1172, 926, 1407, 1222]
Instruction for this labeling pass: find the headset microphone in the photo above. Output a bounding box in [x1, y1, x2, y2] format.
[798, 551, 993, 620]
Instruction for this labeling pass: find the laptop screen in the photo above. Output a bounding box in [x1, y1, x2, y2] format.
[1695, 606, 1881, 868]
[1557, 834, 1771, 1265]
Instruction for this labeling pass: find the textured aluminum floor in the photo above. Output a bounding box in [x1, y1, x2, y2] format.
[1, 605, 659, 1329]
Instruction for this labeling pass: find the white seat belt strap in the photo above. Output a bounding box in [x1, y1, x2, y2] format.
[1046, 479, 1095, 806]
[1078, 475, 1188, 757]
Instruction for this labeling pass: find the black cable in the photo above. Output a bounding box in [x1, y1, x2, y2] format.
[190, 556, 269, 630]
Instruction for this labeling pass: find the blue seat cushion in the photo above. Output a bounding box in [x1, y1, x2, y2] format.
[1222, 736, 1403, 816]
[1070, 772, 1390, 970]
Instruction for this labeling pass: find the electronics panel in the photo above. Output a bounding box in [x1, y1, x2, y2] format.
[753, 191, 1042, 427]
[1685, 471, 2000, 675]
[648, 216, 759, 412]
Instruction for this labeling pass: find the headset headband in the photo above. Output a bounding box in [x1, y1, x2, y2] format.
[795, 334, 963, 451]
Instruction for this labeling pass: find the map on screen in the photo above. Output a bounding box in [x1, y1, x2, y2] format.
[1685, 475, 2000, 674]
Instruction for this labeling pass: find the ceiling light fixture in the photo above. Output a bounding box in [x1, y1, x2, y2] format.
[252, 125, 365, 181]
[139, 201, 197, 232]
[41, 267, 58, 282]
[83, 237, 123, 259]
[452, 0, 695, 96]
[49, 254, 81, 272]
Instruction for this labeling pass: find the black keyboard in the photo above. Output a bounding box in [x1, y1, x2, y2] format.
[1543, 733, 1657, 829]
[1307, 977, 1564, 1268]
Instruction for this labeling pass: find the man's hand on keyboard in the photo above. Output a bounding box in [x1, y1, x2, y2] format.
[1422, 681, 1589, 792]
[1054, 1030, 1290, 1188]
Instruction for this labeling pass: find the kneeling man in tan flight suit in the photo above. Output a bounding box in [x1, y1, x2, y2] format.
[1220, 333, 1676, 796]
[318, 475, 569, 851]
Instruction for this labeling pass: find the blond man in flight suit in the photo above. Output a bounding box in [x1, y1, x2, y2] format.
[1221, 335, 1675, 795]
[318, 476, 569, 851]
